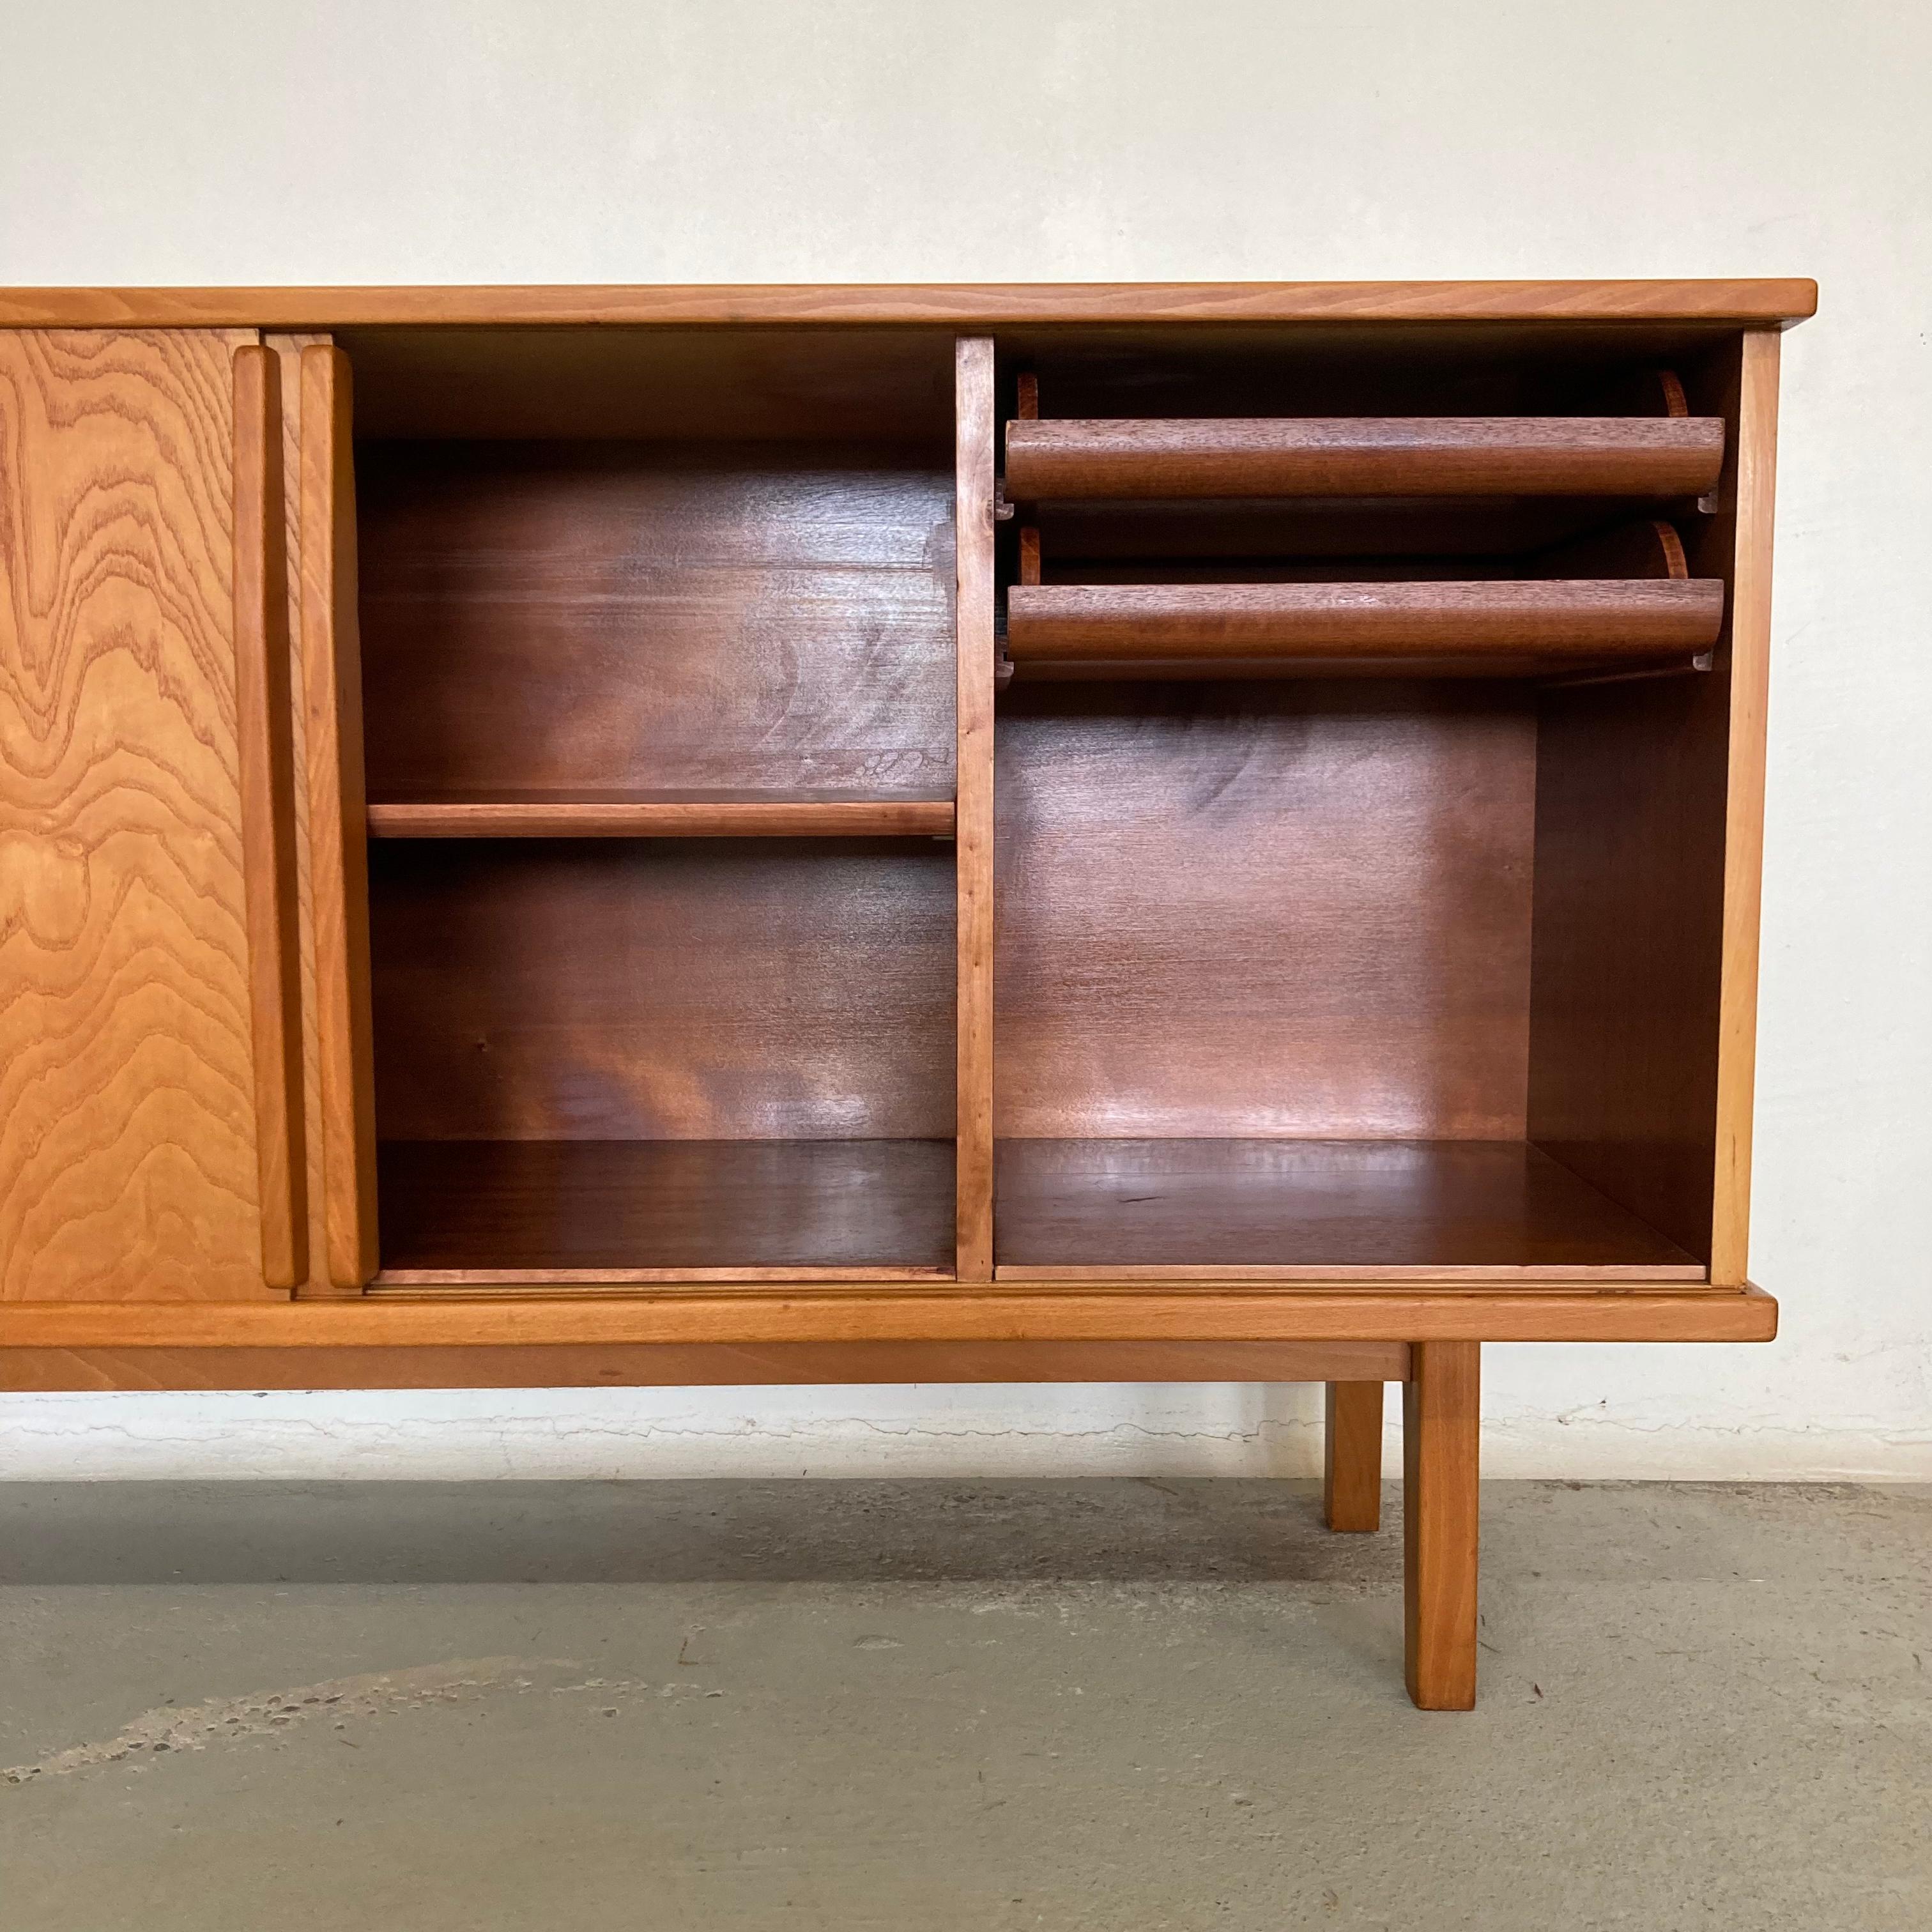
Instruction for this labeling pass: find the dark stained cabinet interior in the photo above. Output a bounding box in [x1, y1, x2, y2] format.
[346, 331, 961, 1277]
[319, 317, 1758, 1284]
[990, 328, 1740, 1280]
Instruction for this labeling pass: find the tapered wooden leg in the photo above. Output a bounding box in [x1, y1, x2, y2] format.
[1403, 1340, 1480, 1711]
[1323, 1382, 1384, 1531]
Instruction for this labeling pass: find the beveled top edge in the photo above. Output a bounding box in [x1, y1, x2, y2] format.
[0, 279, 1818, 330]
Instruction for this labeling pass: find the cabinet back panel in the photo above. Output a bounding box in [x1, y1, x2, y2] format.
[356, 443, 954, 798]
[993, 684, 1535, 1139]
[340, 326, 954, 443]
[990, 322, 1738, 417]
[369, 839, 954, 1141]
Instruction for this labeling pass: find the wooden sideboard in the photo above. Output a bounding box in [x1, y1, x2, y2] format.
[0, 280, 1813, 1707]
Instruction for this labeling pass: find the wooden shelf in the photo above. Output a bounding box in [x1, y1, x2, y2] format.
[376, 1138, 955, 1279]
[365, 791, 956, 839]
[1004, 578, 1722, 678]
[992, 1139, 1704, 1278]
[1004, 416, 1725, 501]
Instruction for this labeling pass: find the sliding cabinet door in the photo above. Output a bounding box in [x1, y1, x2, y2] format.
[0, 329, 305, 1299]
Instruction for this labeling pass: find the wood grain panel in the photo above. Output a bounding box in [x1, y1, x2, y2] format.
[995, 682, 1535, 1139]
[356, 443, 954, 799]
[993, 1140, 1699, 1274]
[1005, 416, 1724, 501]
[0, 281, 1820, 330]
[1, 1338, 1409, 1392]
[300, 346, 380, 1289]
[0, 328, 280, 1301]
[955, 339, 997, 1280]
[377, 1138, 953, 1274]
[367, 839, 954, 1141]
[231, 346, 308, 1287]
[0, 1284, 1781, 1352]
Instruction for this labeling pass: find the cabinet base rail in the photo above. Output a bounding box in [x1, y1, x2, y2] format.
[0, 1284, 1774, 1356]
[0, 1303, 1767, 1712]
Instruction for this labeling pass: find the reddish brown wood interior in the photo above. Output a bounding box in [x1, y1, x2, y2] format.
[376, 1138, 954, 1277]
[994, 680, 1537, 1141]
[356, 441, 955, 799]
[990, 333, 1742, 1275]
[340, 323, 1743, 1279]
[349, 331, 961, 1273]
[367, 838, 954, 1144]
[993, 1140, 1699, 1276]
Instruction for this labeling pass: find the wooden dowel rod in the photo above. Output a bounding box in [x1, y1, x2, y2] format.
[1004, 417, 1724, 501]
[1006, 579, 1724, 663]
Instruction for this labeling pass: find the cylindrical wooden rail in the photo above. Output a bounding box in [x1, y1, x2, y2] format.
[1004, 579, 1725, 666]
[1004, 417, 1726, 500]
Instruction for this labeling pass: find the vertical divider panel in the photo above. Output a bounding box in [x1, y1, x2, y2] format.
[231, 346, 309, 1289]
[954, 337, 998, 1281]
[299, 346, 381, 1291]
[1710, 330, 1781, 1286]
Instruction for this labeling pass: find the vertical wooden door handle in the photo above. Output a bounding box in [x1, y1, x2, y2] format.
[299, 344, 381, 1289]
[231, 344, 309, 1289]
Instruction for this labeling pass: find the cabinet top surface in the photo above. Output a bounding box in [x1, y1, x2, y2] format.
[0, 279, 1816, 330]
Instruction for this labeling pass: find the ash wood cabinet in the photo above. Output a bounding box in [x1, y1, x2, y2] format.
[0, 280, 1813, 1707]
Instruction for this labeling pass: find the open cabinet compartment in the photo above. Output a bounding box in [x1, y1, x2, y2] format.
[341, 327, 963, 1279]
[988, 326, 1750, 1280]
[0, 281, 1802, 1717]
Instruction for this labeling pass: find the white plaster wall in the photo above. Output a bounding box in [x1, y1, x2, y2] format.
[1, 0, 1927, 1481]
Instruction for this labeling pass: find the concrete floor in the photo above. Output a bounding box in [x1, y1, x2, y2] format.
[1, 1480, 1926, 1930]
